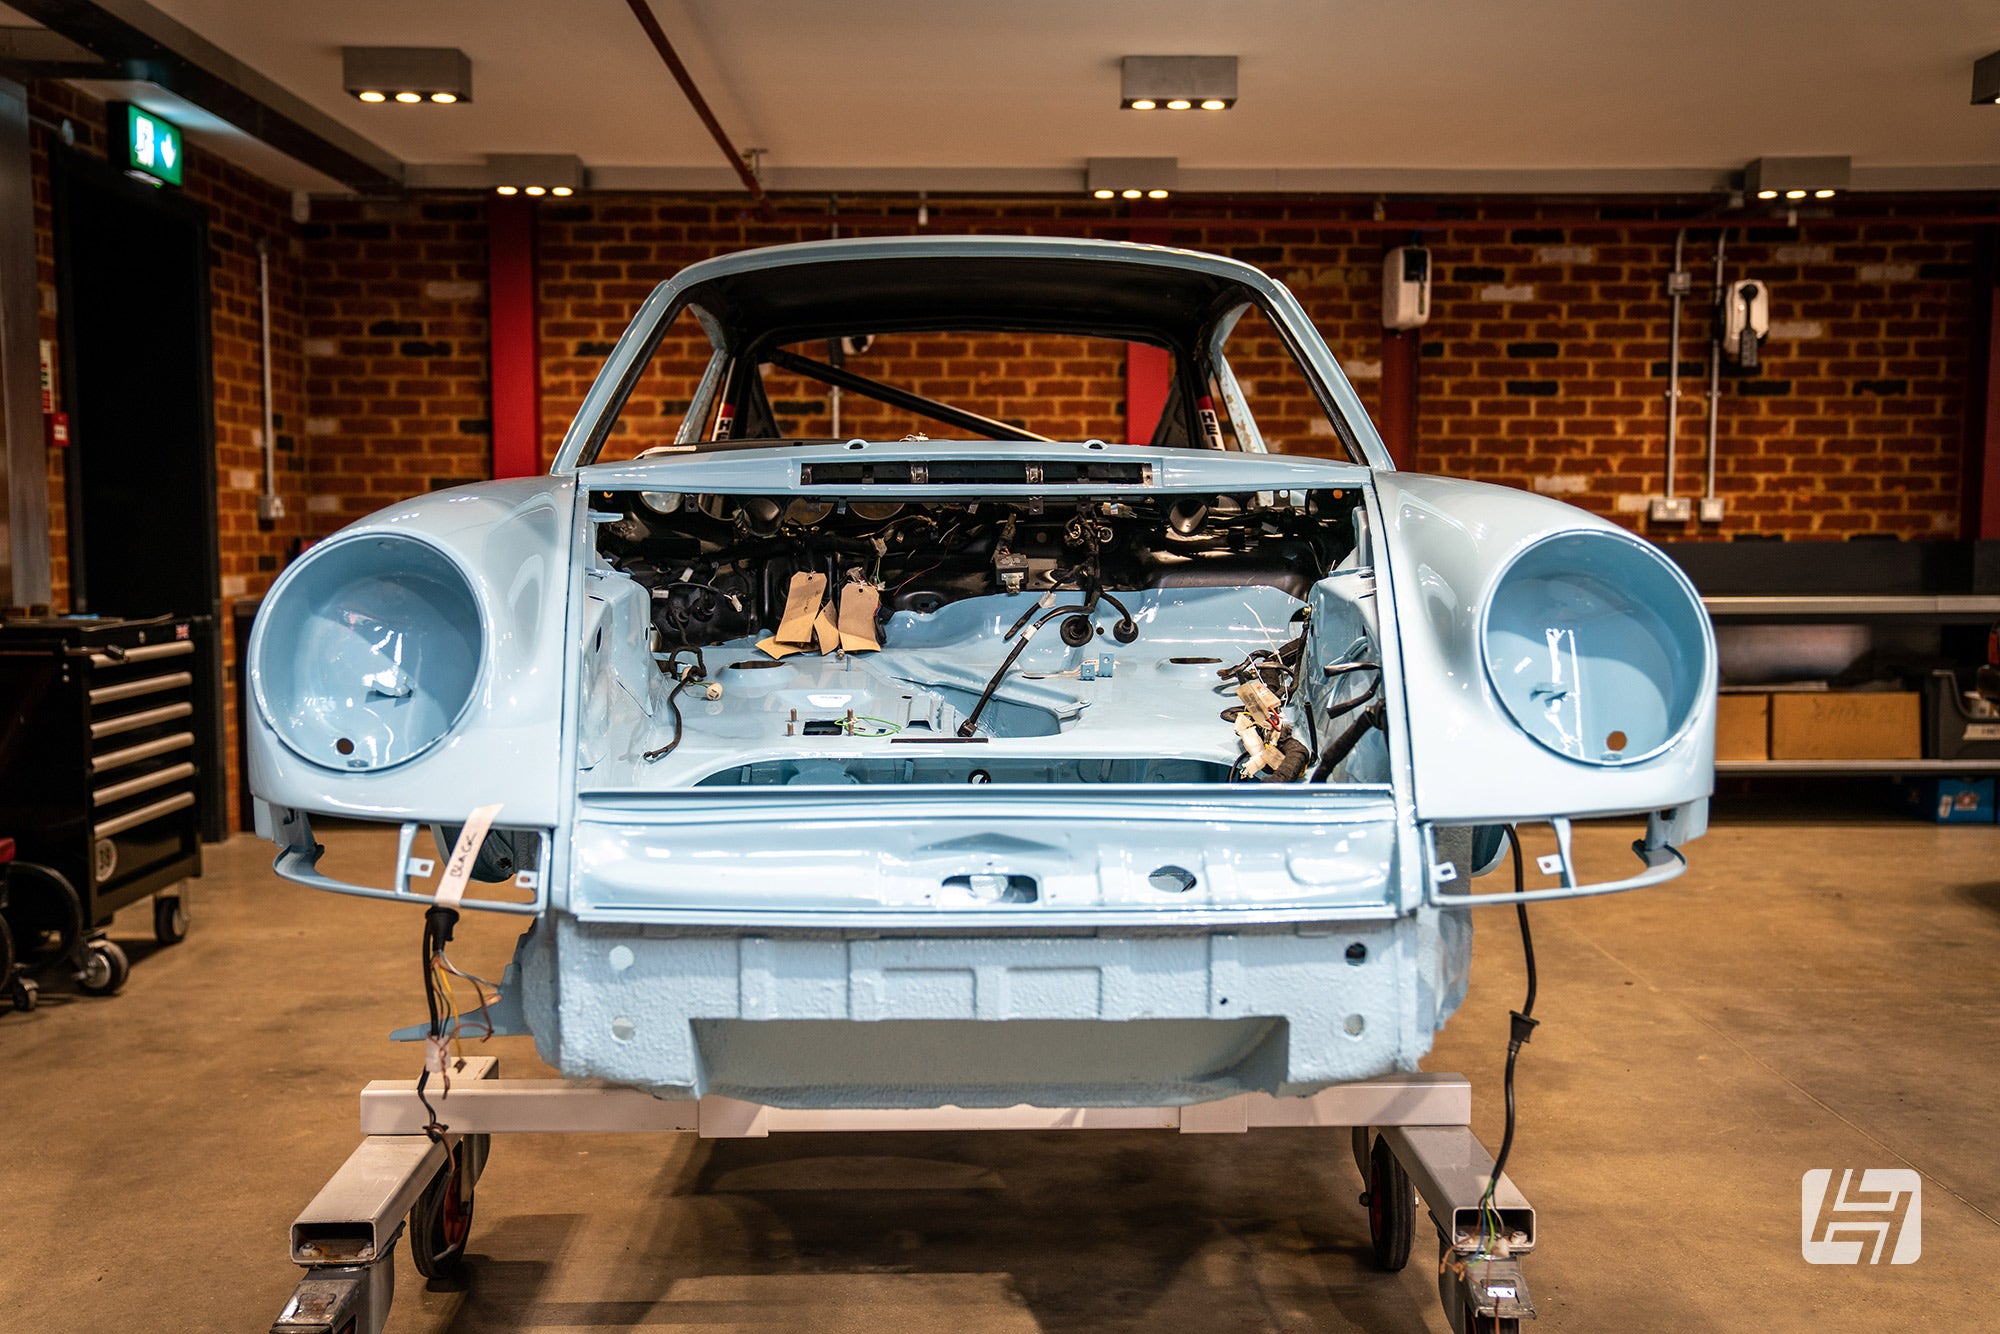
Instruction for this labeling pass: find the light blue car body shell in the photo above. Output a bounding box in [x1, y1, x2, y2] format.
[248, 237, 1715, 1107]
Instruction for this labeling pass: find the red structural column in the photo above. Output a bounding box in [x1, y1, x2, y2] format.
[1378, 329, 1420, 469]
[488, 197, 542, 479]
[1126, 201, 1171, 444]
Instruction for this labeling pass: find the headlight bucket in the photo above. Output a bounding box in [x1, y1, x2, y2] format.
[250, 533, 486, 772]
[1480, 530, 1710, 766]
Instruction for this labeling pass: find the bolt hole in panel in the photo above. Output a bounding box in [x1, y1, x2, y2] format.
[1148, 864, 1198, 894]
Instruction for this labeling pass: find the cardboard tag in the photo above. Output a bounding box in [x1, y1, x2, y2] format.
[435, 802, 503, 908]
[814, 608, 842, 654]
[837, 583, 882, 652]
[755, 638, 804, 659]
[776, 571, 828, 644]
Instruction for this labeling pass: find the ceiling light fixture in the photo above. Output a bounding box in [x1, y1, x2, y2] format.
[1743, 155, 1849, 204]
[1086, 156, 1178, 202]
[1120, 55, 1237, 110]
[487, 153, 586, 199]
[342, 46, 473, 105]
[1973, 50, 2000, 104]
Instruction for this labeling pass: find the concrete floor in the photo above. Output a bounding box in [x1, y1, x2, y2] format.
[2, 809, 1996, 1332]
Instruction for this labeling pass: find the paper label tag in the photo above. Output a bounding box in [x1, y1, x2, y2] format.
[837, 583, 882, 652]
[776, 571, 828, 643]
[814, 608, 842, 654]
[435, 802, 503, 908]
[755, 637, 803, 659]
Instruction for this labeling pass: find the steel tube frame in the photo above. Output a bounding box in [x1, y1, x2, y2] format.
[277, 1061, 1535, 1334]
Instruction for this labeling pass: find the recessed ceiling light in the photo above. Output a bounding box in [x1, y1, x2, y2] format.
[1087, 156, 1178, 201]
[344, 47, 472, 104]
[486, 153, 586, 197]
[1146, 189, 1169, 199]
[496, 185, 518, 195]
[1121, 56, 1237, 111]
[1974, 50, 2000, 104]
[1744, 156, 1849, 204]
[1814, 188, 1836, 199]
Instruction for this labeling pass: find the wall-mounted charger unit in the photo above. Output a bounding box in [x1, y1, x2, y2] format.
[1722, 279, 1770, 369]
[1382, 246, 1431, 330]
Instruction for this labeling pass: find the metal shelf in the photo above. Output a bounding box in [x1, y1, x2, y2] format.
[1703, 594, 2000, 620]
[1718, 759, 2000, 775]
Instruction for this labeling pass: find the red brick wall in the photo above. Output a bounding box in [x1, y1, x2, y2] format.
[308, 195, 1980, 541]
[27, 84, 311, 830]
[298, 200, 490, 527]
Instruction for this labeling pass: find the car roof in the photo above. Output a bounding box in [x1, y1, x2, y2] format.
[660, 235, 1289, 349]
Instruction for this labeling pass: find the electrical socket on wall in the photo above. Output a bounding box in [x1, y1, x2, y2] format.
[1698, 498, 1725, 523]
[1648, 496, 1692, 522]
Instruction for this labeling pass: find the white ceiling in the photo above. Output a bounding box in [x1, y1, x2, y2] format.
[27, 0, 2000, 191]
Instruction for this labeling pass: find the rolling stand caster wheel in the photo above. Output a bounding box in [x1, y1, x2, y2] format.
[9, 976, 36, 1012]
[1364, 1133, 1415, 1271]
[153, 894, 189, 945]
[410, 1146, 477, 1282]
[76, 938, 129, 996]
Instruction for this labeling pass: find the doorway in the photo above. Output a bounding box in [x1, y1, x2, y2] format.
[51, 148, 227, 840]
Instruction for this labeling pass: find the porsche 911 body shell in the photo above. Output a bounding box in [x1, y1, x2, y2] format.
[248, 238, 1714, 1107]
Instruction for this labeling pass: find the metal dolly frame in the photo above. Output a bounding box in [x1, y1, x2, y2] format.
[272, 1058, 1536, 1334]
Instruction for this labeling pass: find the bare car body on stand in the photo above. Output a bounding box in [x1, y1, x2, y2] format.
[252, 238, 1715, 1334]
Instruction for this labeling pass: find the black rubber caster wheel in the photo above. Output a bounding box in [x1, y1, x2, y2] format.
[10, 976, 37, 1012]
[153, 895, 189, 946]
[410, 1148, 476, 1281]
[76, 939, 129, 996]
[1366, 1133, 1415, 1271]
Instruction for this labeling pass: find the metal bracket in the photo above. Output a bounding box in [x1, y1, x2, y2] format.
[270, 814, 547, 915]
[1422, 813, 1687, 907]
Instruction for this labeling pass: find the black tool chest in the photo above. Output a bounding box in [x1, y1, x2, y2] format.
[0, 614, 203, 930]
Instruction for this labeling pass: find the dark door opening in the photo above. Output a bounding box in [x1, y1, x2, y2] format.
[51, 149, 227, 841]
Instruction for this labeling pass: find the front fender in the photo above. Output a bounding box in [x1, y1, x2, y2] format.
[1372, 473, 1716, 824]
[246, 477, 579, 827]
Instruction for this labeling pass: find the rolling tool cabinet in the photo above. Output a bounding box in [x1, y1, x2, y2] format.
[0, 614, 199, 1001]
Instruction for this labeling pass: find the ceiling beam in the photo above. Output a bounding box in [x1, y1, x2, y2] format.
[0, 27, 114, 80]
[7, 0, 402, 193]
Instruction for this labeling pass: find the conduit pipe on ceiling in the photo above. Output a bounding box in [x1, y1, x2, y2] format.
[767, 209, 2000, 237]
[620, 0, 772, 216]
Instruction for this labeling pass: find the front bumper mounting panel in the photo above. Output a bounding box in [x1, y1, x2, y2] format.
[270, 1060, 1537, 1332]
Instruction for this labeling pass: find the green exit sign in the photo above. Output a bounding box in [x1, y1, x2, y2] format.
[113, 103, 183, 187]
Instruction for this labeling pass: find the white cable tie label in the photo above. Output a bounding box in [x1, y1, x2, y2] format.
[435, 802, 503, 908]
